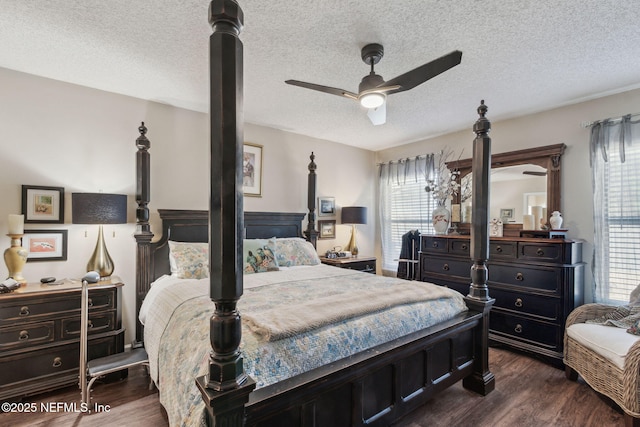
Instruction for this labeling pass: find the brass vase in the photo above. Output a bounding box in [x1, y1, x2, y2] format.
[4, 234, 28, 284]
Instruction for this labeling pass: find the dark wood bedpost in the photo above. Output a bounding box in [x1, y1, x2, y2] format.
[304, 152, 319, 247]
[196, 1, 256, 425]
[463, 100, 496, 395]
[134, 122, 152, 347]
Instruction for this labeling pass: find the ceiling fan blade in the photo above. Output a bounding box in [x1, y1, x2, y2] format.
[380, 50, 462, 94]
[367, 102, 386, 126]
[285, 80, 358, 101]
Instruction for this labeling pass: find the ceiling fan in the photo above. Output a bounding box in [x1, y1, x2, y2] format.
[285, 44, 462, 125]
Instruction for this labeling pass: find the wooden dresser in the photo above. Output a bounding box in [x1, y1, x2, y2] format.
[418, 234, 584, 365]
[0, 278, 125, 400]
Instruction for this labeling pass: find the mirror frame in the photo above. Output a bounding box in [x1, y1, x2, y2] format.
[448, 143, 565, 235]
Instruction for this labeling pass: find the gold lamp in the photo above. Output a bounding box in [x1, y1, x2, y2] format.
[341, 206, 367, 257]
[72, 193, 127, 278]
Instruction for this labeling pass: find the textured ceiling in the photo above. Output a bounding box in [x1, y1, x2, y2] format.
[2, 1, 640, 151]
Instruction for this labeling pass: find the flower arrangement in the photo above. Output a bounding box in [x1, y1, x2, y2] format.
[424, 148, 461, 206]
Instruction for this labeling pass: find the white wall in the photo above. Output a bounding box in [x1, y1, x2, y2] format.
[0, 67, 376, 345]
[375, 88, 640, 303]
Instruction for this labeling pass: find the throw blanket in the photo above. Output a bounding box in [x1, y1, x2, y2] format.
[587, 283, 640, 334]
[243, 281, 453, 341]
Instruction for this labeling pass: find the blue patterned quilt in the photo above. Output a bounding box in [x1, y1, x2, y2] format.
[142, 265, 467, 426]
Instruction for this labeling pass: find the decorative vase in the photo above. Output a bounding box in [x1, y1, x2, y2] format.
[432, 205, 451, 235]
[549, 211, 563, 230]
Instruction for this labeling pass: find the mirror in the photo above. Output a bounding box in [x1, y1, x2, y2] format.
[450, 144, 565, 236]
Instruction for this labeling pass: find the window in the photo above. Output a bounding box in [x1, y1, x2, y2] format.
[379, 158, 438, 273]
[591, 116, 640, 304]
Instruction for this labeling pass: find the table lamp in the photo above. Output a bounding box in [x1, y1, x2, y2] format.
[341, 206, 367, 257]
[72, 193, 127, 278]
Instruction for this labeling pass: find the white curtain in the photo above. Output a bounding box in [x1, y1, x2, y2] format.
[378, 155, 437, 275]
[590, 114, 640, 303]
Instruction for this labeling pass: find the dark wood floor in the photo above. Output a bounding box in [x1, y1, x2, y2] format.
[2, 348, 626, 426]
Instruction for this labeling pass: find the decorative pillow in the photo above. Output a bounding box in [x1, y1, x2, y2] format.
[274, 237, 320, 267]
[628, 319, 640, 336]
[168, 241, 209, 279]
[244, 238, 279, 274]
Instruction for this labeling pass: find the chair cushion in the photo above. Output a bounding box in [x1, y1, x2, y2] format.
[567, 323, 640, 370]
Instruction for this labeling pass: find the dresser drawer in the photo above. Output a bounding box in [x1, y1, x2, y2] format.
[489, 264, 559, 293]
[0, 321, 55, 351]
[61, 312, 116, 339]
[421, 236, 448, 253]
[450, 239, 471, 256]
[490, 288, 560, 321]
[0, 288, 116, 324]
[490, 311, 560, 350]
[518, 242, 564, 263]
[490, 241, 517, 260]
[421, 257, 471, 281]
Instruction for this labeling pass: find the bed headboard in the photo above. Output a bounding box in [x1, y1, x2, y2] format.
[133, 208, 305, 343]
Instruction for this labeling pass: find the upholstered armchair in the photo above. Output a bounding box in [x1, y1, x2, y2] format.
[564, 303, 640, 426]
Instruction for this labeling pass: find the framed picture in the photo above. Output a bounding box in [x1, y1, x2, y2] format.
[22, 185, 65, 223]
[500, 208, 514, 220]
[23, 229, 68, 262]
[318, 220, 336, 239]
[318, 197, 335, 217]
[243, 143, 263, 197]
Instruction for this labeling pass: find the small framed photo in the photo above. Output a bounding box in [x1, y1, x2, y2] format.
[243, 143, 263, 197]
[318, 220, 336, 239]
[499, 208, 514, 220]
[318, 197, 335, 217]
[23, 229, 68, 262]
[22, 185, 65, 223]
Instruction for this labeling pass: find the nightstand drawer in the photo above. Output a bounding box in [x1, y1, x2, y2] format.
[0, 335, 120, 390]
[0, 321, 55, 350]
[61, 312, 116, 338]
[343, 260, 376, 273]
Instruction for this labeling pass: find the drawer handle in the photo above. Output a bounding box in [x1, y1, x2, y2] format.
[19, 306, 30, 316]
[88, 320, 93, 329]
[52, 357, 62, 368]
[514, 298, 523, 308]
[442, 263, 450, 271]
[514, 324, 523, 334]
[461, 244, 468, 250]
[432, 242, 438, 248]
[496, 246, 503, 253]
[536, 248, 545, 256]
[19, 330, 29, 341]
[515, 272, 524, 281]
[88, 298, 93, 307]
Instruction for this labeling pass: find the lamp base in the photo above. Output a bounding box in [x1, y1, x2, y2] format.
[346, 225, 359, 257]
[4, 235, 27, 284]
[87, 226, 115, 278]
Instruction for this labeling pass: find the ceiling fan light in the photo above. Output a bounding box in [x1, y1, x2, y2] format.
[360, 92, 385, 109]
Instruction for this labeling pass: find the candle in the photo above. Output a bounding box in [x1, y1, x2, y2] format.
[451, 204, 461, 223]
[522, 214, 534, 230]
[531, 206, 543, 230]
[8, 214, 24, 235]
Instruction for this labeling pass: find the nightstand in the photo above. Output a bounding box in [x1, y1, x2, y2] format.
[320, 256, 377, 274]
[0, 277, 125, 400]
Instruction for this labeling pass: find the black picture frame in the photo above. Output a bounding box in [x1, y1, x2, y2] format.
[22, 185, 65, 224]
[23, 229, 68, 262]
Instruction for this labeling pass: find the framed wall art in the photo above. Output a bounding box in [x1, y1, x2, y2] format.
[499, 208, 514, 221]
[318, 196, 335, 217]
[243, 143, 263, 197]
[22, 185, 65, 223]
[23, 229, 68, 261]
[318, 220, 336, 239]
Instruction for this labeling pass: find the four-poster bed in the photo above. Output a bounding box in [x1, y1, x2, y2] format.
[133, 1, 495, 425]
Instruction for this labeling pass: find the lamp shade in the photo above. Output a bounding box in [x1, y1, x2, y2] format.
[72, 193, 127, 224]
[341, 206, 367, 225]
